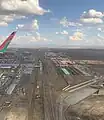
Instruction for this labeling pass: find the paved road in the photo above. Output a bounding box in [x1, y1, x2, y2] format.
[18, 74, 30, 87]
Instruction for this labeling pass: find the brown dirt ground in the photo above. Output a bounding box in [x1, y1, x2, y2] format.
[66, 95, 104, 120]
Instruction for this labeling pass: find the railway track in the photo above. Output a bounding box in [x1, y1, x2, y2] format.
[42, 60, 56, 120]
[27, 67, 38, 120]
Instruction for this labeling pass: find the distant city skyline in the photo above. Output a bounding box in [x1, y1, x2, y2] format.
[0, 0, 104, 48]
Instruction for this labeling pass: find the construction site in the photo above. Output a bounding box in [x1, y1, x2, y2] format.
[42, 50, 104, 120]
[0, 49, 104, 120]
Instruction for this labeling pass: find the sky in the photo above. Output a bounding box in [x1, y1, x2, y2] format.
[0, 0, 104, 48]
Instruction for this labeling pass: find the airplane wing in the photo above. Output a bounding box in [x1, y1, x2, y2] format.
[0, 31, 16, 53]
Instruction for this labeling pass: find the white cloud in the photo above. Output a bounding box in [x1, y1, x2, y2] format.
[60, 17, 82, 27]
[0, 21, 8, 26]
[32, 19, 39, 30]
[18, 24, 24, 28]
[82, 9, 104, 18]
[80, 9, 104, 24]
[68, 22, 76, 26]
[60, 17, 69, 27]
[29, 37, 39, 42]
[97, 28, 102, 31]
[72, 28, 83, 32]
[61, 30, 68, 35]
[69, 31, 84, 41]
[0, 35, 5, 43]
[97, 33, 104, 39]
[0, 0, 47, 26]
[17, 24, 24, 29]
[11, 33, 51, 45]
[0, 14, 26, 26]
[25, 32, 32, 36]
[16, 19, 39, 31]
[56, 30, 68, 35]
[68, 22, 83, 27]
[0, 0, 46, 15]
[56, 32, 59, 34]
[80, 18, 103, 24]
[97, 27, 104, 32]
[36, 32, 40, 36]
[34, 32, 50, 42]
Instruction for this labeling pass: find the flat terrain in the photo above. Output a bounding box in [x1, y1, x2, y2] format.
[0, 49, 104, 120]
[0, 73, 31, 120]
[65, 95, 104, 120]
[52, 49, 104, 60]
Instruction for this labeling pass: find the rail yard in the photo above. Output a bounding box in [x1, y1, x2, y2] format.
[0, 49, 103, 120]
